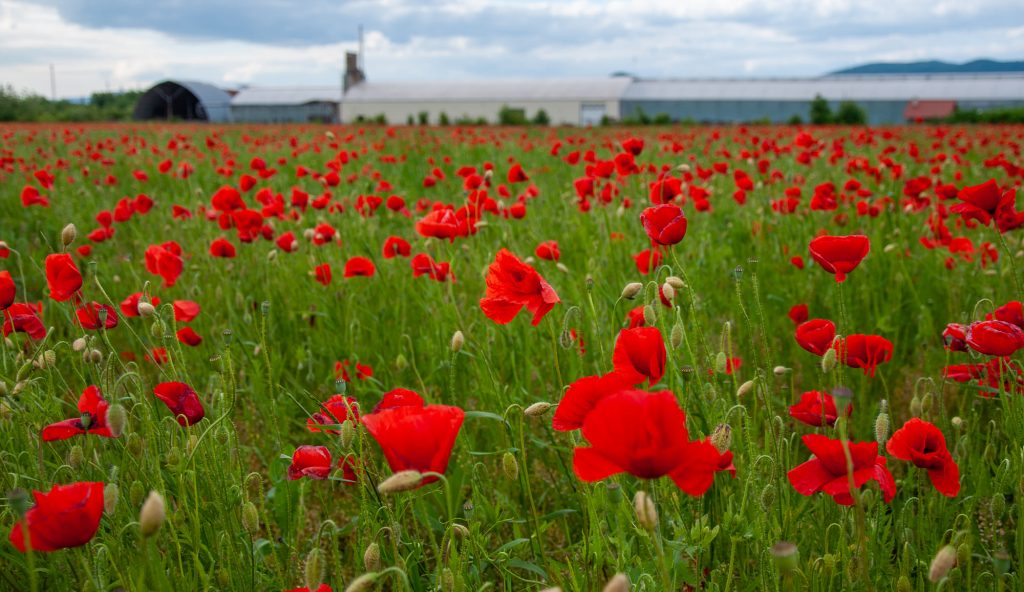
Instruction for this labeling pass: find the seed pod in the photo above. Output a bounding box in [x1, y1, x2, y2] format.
[241, 501, 259, 533]
[620, 282, 643, 300]
[377, 470, 424, 494]
[363, 542, 381, 572]
[820, 348, 837, 373]
[106, 404, 127, 438]
[450, 330, 464, 353]
[951, 416, 963, 429]
[929, 545, 956, 582]
[139, 491, 166, 538]
[633, 490, 657, 531]
[61, 223, 78, 247]
[524, 402, 552, 417]
[304, 548, 324, 592]
[502, 452, 519, 481]
[771, 541, 799, 574]
[103, 483, 119, 515]
[602, 573, 629, 592]
[711, 424, 732, 452]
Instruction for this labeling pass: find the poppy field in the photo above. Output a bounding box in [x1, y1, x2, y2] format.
[2, 122, 1024, 591]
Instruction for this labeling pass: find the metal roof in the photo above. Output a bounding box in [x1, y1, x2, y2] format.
[133, 80, 233, 122]
[623, 74, 1024, 102]
[344, 78, 633, 103]
[231, 86, 342, 106]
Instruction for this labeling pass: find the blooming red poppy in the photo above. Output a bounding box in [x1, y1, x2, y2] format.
[990, 301, 1024, 330]
[794, 319, 836, 356]
[788, 303, 809, 325]
[276, 231, 298, 253]
[415, 209, 466, 241]
[640, 204, 688, 246]
[633, 249, 662, 275]
[344, 256, 376, 278]
[285, 585, 332, 592]
[75, 302, 119, 331]
[41, 386, 114, 441]
[45, 253, 82, 302]
[361, 400, 464, 485]
[788, 390, 851, 427]
[144, 243, 183, 288]
[950, 179, 1005, 225]
[172, 300, 201, 322]
[552, 372, 632, 431]
[152, 381, 205, 426]
[965, 320, 1024, 357]
[288, 445, 332, 480]
[209, 238, 237, 258]
[833, 334, 893, 376]
[479, 249, 559, 326]
[942, 323, 968, 352]
[8, 482, 104, 552]
[534, 240, 560, 261]
[382, 236, 411, 259]
[307, 394, 360, 434]
[176, 327, 203, 346]
[0, 270, 15, 309]
[507, 163, 528, 183]
[787, 434, 895, 506]
[808, 235, 870, 283]
[410, 253, 454, 282]
[886, 418, 960, 497]
[314, 263, 332, 286]
[573, 389, 729, 495]
[625, 305, 646, 328]
[612, 327, 667, 385]
[3, 302, 46, 340]
[373, 388, 425, 412]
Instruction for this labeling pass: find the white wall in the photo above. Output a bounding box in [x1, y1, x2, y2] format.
[341, 99, 621, 125]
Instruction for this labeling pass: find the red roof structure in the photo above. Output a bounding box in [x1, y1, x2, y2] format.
[905, 100, 956, 121]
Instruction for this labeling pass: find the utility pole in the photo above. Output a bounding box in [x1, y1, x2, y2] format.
[49, 64, 56, 100]
[358, 25, 364, 72]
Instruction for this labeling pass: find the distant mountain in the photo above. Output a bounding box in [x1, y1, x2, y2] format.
[831, 59, 1024, 75]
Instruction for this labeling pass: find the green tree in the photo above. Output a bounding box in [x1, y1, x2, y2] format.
[809, 94, 832, 124]
[498, 105, 527, 125]
[531, 109, 550, 126]
[834, 101, 867, 125]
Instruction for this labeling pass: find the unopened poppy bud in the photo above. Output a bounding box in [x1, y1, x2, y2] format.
[670, 321, 684, 349]
[602, 573, 629, 592]
[128, 480, 144, 508]
[711, 423, 732, 452]
[340, 419, 356, 449]
[896, 575, 912, 592]
[910, 395, 922, 418]
[89, 349, 103, 364]
[68, 444, 84, 469]
[676, 163, 691, 173]
[345, 573, 379, 592]
[620, 282, 643, 300]
[440, 567, 455, 591]
[666, 276, 685, 290]
[267, 249, 278, 261]
[164, 447, 181, 468]
[363, 541, 381, 571]
[303, 228, 316, 240]
[450, 330, 464, 352]
[928, 545, 956, 582]
[139, 491, 166, 538]
[304, 548, 324, 591]
[771, 541, 799, 574]
[737, 379, 755, 398]
[73, 336, 88, 352]
[44, 349, 56, 367]
[773, 365, 790, 376]
[759, 484, 775, 513]
[61, 223, 77, 246]
[138, 301, 156, 317]
[559, 328, 575, 349]
[127, 433, 143, 457]
[502, 452, 519, 481]
[632, 490, 657, 531]
[0, 401, 11, 421]
[556, 262, 569, 274]
[990, 493, 1005, 519]
[103, 483, 119, 515]
[395, 353, 408, 370]
[452, 523, 470, 538]
[150, 320, 164, 338]
[642, 304, 656, 325]
[874, 410, 890, 446]
[241, 501, 259, 533]
[661, 282, 675, 301]
[377, 470, 424, 494]
[883, 243, 897, 253]
[524, 401, 552, 417]
[714, 351, 728, 374]
[106, 404, 127, 438]
[0, 241, 7, 251]
[820, 348, 837, 373]
[0, 381, 7, 397]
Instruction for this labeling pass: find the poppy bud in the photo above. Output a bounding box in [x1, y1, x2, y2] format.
[711, 423, 732, 452]
[771, 541, 799, 574]
[773, 365, 790, 376]
[501, 451, 519, 481]
[340, 419, 356, 449]
[139, 490, 166, 538]
[0, 401, 10, 421]
[450, 330, 464, 352]
[127, 433, 143, 457]
[68, 444, 84, 469]
[165, 447, 182, 468]
[759, 484, 775, 513]
[0, 240, 7, 251]
[620, 282, 643, 300]
[88, 349, 103, 364]
[677, 163, 691, 173]
[267, 249, 278, 261]
[0, 381, 7, 397]
[991, 493, 1006, 519]
[452, 523, 470, 538]
[138, 301, 156, 317]
[440, 567, 455, 591]
[642, 304, 656, 325]
[304, 547, 324, 592]
[559, 328, 575, 349]
[556, 262, 569, 274]
[670, 321, 684, 349]
[61, 223, 77, 247]
[345, 573, 379, 592]
[602, 573, 629, 592]
[910, 395, 922, 418]
[395, 354, 408, 371]
[737, 379, 755, 398]
[896, 575, 912, 592]
[874, 410, 890, 447]
[73, 337, 88, 352]
[363, 541, 381, 571]
[241, 501, 259, 533]
[128, 480, 145, 508]
[928, 545, 956, 582]
[632, 490, 657, 531]
[820, 348, 837, 373]
[661, 282, 675, 301]
[524, 401, 552, 417]
[104, 483, 119, 515]
[150, 320, 164, 338]
[714, 351, 728, 374]
[377, 470, 424, 494]
[106, 404, 127, 438]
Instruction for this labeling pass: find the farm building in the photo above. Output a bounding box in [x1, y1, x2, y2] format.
[341, 78, 633, 125]
[230, 87, 342, 123]
[133, 80, 233, 122]
[620, 74, 1024, 125]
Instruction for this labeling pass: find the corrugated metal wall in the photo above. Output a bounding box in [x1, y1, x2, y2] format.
[618, 100, 910, 125]
[230, 102, 339, 123]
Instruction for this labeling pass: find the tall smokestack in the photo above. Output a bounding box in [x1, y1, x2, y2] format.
[344, 51, 365, 92]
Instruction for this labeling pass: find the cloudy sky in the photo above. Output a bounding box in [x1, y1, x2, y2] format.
[1, 0, 1023, 98]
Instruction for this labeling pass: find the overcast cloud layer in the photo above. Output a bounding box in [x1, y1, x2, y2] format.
[2, 0, 1023, 98]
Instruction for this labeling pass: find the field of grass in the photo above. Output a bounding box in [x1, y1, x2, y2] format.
[1, 122, 1024, 591]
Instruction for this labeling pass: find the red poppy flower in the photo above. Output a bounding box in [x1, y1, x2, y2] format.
[344, 256, 376, 278]
[950, 179, 1005, 225]
[633, 249, 662, 275]
[361, 401, 464, 485]
[965, 320, 1024, 357]
[788, 303, 809, 325]
[152, 382, 205, 426]
[0, 270, 15, 309]
[640, 204, 688, 246]
[942, 323, 968, 352]
[621, 137, 644, 156]
[795, 319, 836, 356]
[314, 263, 332, 286]
[788, 390, 851, 427]
[552, 372, 632, 431]
[626, 305, 646, 328]
[41, 386, 114, 441]
[286, 585, 332, 592]
[415, 209, 466, 241]
[787, 434, 895, 506]
[75, 302, 119, 331]
[808, 235, 870, 283]
[479, 249, 559, 326]
[172, 300, 201, 322]
[276, 231, 298, 253]
[209, 238, 237, 258]
[288, 445, 332, 480]
[612, 327, 667, 385]
[573, 389, 729, 495]
[834, 334, 893, 377]
[3, 302, 46, 340]
[991, 301, 1024, 331]
[382, 236, 411, 259]
[373, 388, 425, 412]
[410, 253, 454, 282]
[144, 243, 183, 288]
[176, 327, 203, 346]
[886, 418, 960, 497]
[8, 482, 103, 552]
[534, 241, 560, 261]
[307, 394, 360, 434]
[507, 163, 528, 183]
[45, 253, 82, 302]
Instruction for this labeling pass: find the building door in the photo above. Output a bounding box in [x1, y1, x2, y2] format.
[580, 102, 606, 126]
